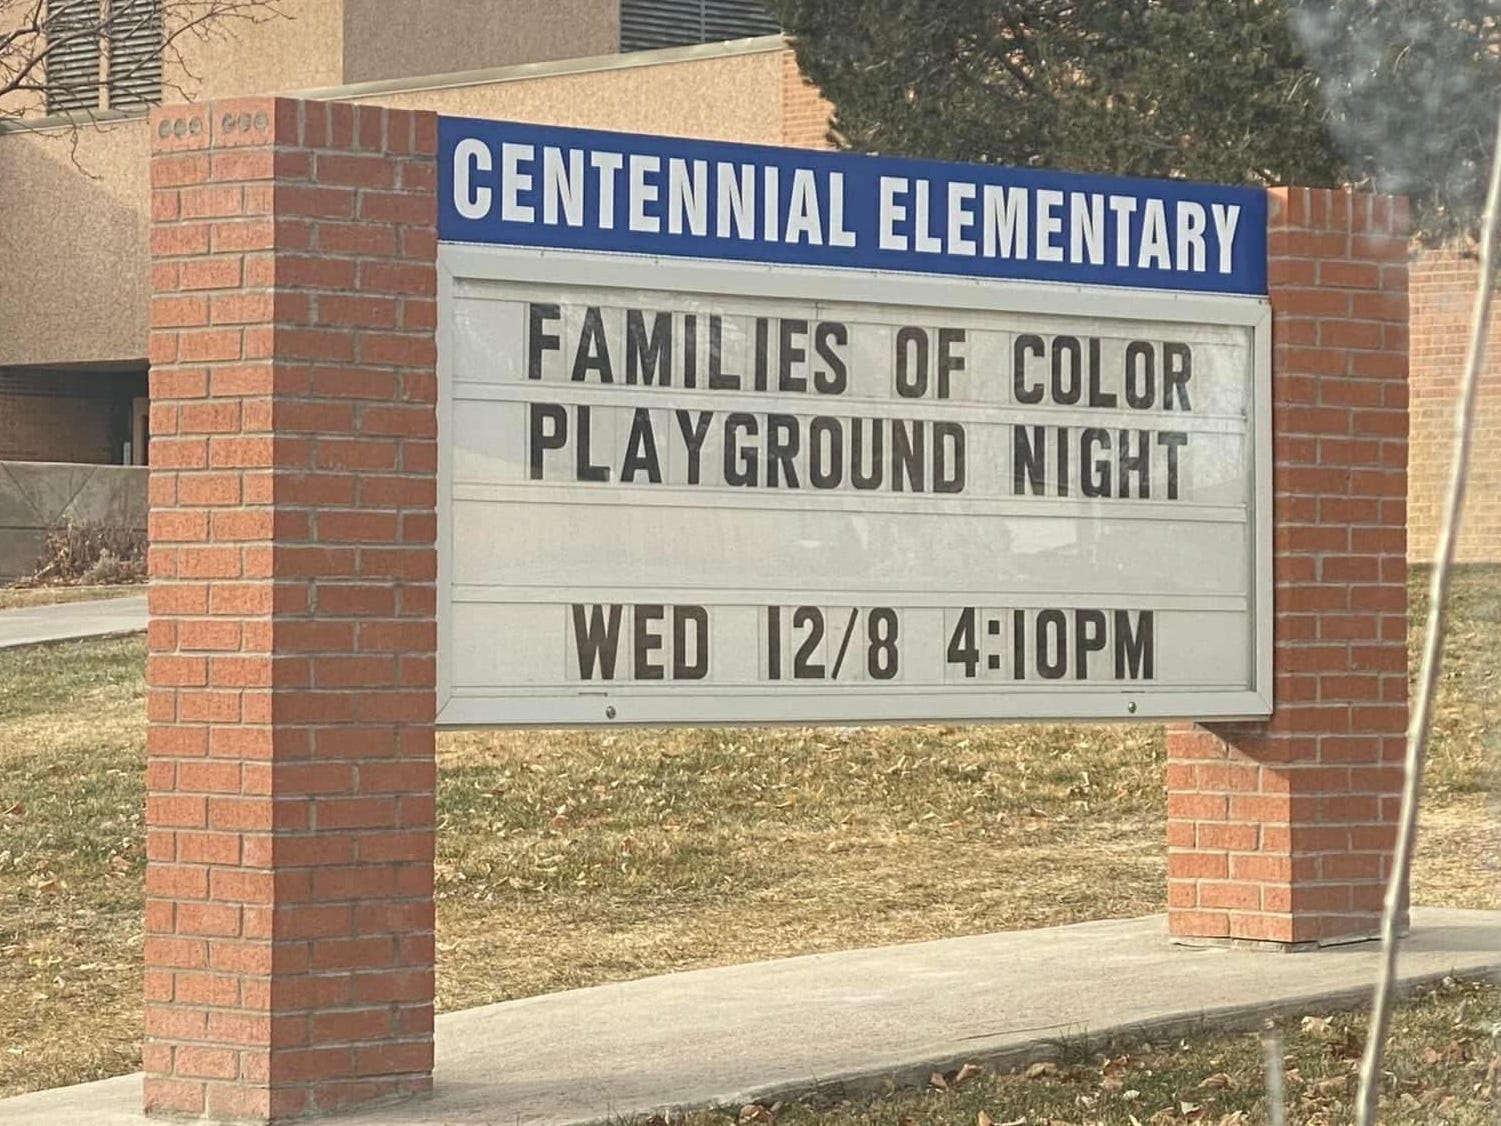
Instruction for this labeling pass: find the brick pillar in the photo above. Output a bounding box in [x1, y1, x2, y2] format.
[145, 98, 438, 1120]
[1167, 187, 1410, 948]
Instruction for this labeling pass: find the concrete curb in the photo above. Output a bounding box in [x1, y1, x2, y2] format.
[648, 968, 1497, 1123]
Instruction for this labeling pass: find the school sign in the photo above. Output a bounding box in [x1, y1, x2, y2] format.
[139, 97, 1410, 1121]
[434, 117, 1273, 726]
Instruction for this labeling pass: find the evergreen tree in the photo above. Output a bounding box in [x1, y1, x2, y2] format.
[770, 0, 1501, 240]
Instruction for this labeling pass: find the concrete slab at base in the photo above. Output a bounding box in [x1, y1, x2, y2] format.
[3, 908, 1497, 1126]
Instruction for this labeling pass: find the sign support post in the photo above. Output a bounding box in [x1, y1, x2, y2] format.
[146, 98, 439, 1120]
[1166, 187, 1410, 947]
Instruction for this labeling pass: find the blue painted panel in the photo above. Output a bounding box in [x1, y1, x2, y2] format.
[438, 115, 1267, 297]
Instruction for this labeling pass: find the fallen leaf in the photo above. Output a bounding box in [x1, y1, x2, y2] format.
[1301, 1016, 1335, 1039]
[955, 1063, 983, 1086]
[930, 1071, 948, 1090]
[977, 1113, 993, 1126]
[1198, 1072, 1234, 1090]
[1026, 1061, 1059, 1079]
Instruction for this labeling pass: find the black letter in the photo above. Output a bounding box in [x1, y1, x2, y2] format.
[724, 413, 759, 486]
[895, 326, 928, 398]
[1081, 427, 1111, 498]
[673, 605, 709, 679]
[1158, 431, 1188, 499]
[1114, 610, 1154, 679]
[892, 419, 925, 492]
[1086, 337, 1116, 407]
[765, 413, 800, 488]
[813, 322, 848, 394]
[850, 417, 884, 489]
[528, 303, 560, 380]
[572, 306, 614, 383]
[1014, 425, 1045, 495]
[709, 315, 740, 390]
[1075, 609, 1107, 679]
[933, 421, 965, 493]
[621, 408, 662, 484]
[683, 313, 698, 388]
[1051, 336, 1081, 405]
[528, 402, 567, 480]
[1118, 429, 1150, 499]
[936, 328, 964, 399]
[675, 410, 712, 485]
[1164, 342, 1192, 410]
[808, 417, 843, 488]
[625, 310, 672, 386]
[634, 605, 665, 680]
[1124, 341, 1155, 409]
[753, 317, 771, 392]
[778, 319, 808, 393]
[575, 404, 608, 482]
[1014, 334, 1045, 404]
[572, 604, 622, 679]
[1036, 609, 1067, 679]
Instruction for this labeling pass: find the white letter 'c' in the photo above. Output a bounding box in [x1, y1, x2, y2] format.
[454, 137, 492, 220]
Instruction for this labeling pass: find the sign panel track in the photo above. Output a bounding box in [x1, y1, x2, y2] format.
[435, 116, 1272, 727]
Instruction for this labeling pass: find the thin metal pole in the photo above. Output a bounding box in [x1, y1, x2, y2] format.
[1353, 98, 1501, 1126]
[1263, 1029, 1286, 1126]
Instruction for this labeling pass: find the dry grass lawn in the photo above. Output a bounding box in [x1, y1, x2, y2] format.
[685, 977, 1498, 1126]
[0, 585, 143, 611]
[0, 568, 1495, 1099]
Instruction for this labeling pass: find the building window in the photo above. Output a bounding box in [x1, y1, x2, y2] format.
[44, 0, 162, 115]
[620, 0, 780, 53]
[107, 0, 164, 110]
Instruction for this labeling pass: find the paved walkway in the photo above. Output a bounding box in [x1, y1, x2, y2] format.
[3, 908, 1497, 1125]
[0, 594, 147, 649]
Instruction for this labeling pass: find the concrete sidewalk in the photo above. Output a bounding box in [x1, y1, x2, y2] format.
[0, 594, 147, 649]
[3, 907, 1497, 1125]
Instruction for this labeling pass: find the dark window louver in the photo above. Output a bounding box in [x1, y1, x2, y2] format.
[44, 0, 103, 114]
[620, 0, 779, 52]
[43, 0, 160, 114]
[107, 0, 163, 109]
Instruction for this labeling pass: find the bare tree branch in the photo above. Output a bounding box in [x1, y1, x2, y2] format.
[1352, 75, 1501, 1126]
[0, 0, 284, 122]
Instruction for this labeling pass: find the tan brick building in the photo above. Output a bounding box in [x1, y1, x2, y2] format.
[0, 0, 828, 467]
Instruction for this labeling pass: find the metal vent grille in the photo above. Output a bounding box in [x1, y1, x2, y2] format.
[620, 0, 779, 52]
[106, 0, 162, 109]
[44, 0, 103, 114]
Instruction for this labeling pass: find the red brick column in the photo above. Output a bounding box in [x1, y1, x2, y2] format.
[145, 98, 438, 1120]
[1167, 187, 1410, 948]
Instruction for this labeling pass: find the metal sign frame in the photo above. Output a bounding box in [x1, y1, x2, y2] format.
[435, 244, 1273, 728]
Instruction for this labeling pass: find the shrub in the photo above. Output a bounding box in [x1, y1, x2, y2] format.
[24, 520, 147, 586]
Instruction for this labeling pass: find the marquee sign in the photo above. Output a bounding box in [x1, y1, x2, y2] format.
[435, 116, 1272, 727]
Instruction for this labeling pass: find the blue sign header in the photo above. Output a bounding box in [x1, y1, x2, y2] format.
[437, 116, 1268, 297]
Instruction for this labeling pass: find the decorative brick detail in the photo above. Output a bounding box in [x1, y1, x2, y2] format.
[145, 97, 438, 1121]
[1167, 187, 1410, 948]
[1409, 246, 1501, 562]
[780, 48, 834, 150]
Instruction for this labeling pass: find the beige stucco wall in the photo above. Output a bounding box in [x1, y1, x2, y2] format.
[0, 40, 793, 368]
[358, 44, 786, 143]
[169, 0, 344, 101]
[0, 119, 150, 367]
[342, 0, 618, 84]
